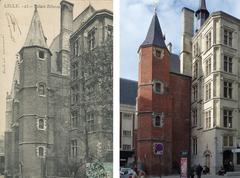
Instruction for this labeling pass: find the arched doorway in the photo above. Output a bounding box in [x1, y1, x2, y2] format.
[223, 150, 233, 172]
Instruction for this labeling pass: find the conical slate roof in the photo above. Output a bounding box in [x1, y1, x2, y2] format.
[196, 0, 209, 15]
[23, 5, 47, 48]
[140, 13, 166, 49]
[199, 0, 207, 10]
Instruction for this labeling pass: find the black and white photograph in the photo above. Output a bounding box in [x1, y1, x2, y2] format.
[0, 0, 113, 177]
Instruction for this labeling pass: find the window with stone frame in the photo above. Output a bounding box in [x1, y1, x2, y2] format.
[87, 112, 94, 132]
[36, 146, 46, 158]
[88, 28, 96, 50]
[193, 41, 200, 57]
[192, 137, 197, 155]
[223, 29, 233, 47]
[38, 83, 46, 96]
[193, 43, 197, 57]
[123, 144, 131, 151]
[74, 40, 78, 56]
[205, 58, 211, 76]
[38, 50, 45, 59]
[123, 130, 131, 137]
[193, 62, 198, 79]
[71, 62, 78, 80]
[153, 48, 164, 59]
[223, 135, 233, 147]
[71, 111, 79, 128]
[224, 55, 233, 73]
[206, 31, 211, 50]
[153, 113, 164, 127]
[71, 84, 79, 105]
[223, 81, 233, 99]
[192, 84, 198, 102]
[205, 110, 211, 129]
[153, 81, 164, 94]
[37, 118, 46, 130]
[70, 139, 77, 157]
[107, 25, 113, 39]
[192, 109, 197, 127]
[223, 110, 233, 128]
[205, 82, 211, 101]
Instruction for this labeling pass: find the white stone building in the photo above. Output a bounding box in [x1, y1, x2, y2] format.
[181, 0, 240, 174]
[120, 78, 137, 167]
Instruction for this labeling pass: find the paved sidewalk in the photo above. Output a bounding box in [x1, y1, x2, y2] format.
[148, 175, 231, 178]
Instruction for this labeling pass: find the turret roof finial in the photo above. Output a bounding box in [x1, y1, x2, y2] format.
[34, 4, 37, 12]
[153, 0, 158, 14]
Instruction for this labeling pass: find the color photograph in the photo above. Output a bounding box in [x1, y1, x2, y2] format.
[120, 0, 240, 177]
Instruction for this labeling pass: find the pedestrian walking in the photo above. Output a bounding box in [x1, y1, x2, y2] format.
[190, 166, 195, 178]
[196, 164, 203, 178]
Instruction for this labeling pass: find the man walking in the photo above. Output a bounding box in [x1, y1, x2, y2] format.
[196, 164, 203, 178]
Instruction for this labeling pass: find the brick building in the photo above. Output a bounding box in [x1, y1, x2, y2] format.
[136, 12, 191, 176]
[4, 3, 71, 177]
[4, 1, 113, 178]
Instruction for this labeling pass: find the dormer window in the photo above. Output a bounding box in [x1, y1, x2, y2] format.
[153, 80, 164, 94]
[38, 50, 45, 59]
[153, 48, 164, 59]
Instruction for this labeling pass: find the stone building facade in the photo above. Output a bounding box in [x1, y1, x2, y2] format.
[136, 12, 191, 176]
[184, 0, 240, 174]
[120, 78, 138, 167]
[4, 1, 113, 178]
[69, 4, 113, 175]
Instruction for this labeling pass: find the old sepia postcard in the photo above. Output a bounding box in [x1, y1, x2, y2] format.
[0, 0, 113, 177]
[120, 0, 240, 177]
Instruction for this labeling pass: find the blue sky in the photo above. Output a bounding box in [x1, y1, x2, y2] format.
[120, 0, 240, 80]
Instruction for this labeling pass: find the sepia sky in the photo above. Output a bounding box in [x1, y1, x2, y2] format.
[120, 0, 240, 80]
[0, 0, 112, 136]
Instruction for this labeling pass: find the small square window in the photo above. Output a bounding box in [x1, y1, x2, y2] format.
[38, 83, 46, 96]
[153, 81, 164, 94]
[153, 113, 164, 127]
[155, 116, 161, 127]
[36, 146, 46, 158]
[39, 51, 45, 59]
[156, 50, 162, 58]
[155, 83, 161, 93]
[37, 118, 46, 130]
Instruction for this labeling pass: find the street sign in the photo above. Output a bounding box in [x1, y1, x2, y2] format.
[180, 151, 189, 157]
[153, 143, 164, 155]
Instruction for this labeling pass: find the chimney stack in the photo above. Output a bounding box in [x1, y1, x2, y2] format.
[180, 7, 194, 76]
[60, 0, 73, 33]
